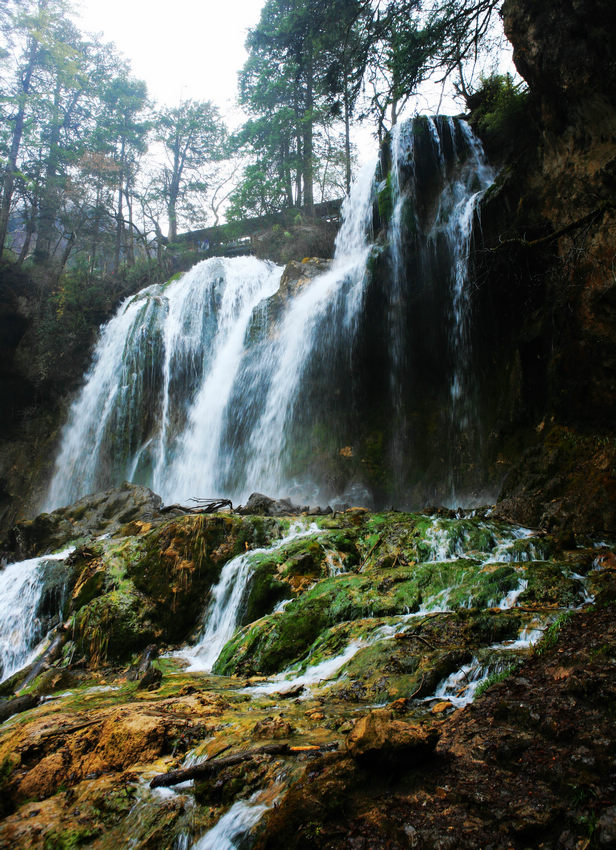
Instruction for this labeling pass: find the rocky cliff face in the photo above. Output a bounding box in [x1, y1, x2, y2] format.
[462, 0, 616, 532]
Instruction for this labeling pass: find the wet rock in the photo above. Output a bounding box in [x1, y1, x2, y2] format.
[238, 493, 304, 516]
[275, 684, 305, 699]
[3, 482, 164, 559]
[251, 716, 295, 739]
[346, 709, 439, 768]
[128, 644, 160, 682]
[136, 666, 162, 691]
[597, 806, 616, 847]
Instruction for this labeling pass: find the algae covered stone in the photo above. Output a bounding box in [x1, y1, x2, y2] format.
[346, 708, 439, 767]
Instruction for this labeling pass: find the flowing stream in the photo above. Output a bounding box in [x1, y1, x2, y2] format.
[0, 549, 73, 682]
[176, 523, 320, 673]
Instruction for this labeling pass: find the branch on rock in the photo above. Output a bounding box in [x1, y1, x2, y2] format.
[486, 201, 615, 253]
[160, 498, 234, 515]
[149, 741, 338, 789]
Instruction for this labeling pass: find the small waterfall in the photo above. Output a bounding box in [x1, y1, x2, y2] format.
[0, 550, 72, 682]
[191, 793, 272, 850]
[384, 116, 494, 503]
[45, 257, 283, 510]
[177, 523, 319, 672]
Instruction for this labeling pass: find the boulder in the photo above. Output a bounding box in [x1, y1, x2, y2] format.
[3, 482, 164, 559]
[238, 493, 305, 517]
[346, 709, 439, 768]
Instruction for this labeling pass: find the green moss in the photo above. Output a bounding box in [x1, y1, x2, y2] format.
[241, 564, 290, 625]
[214, 555, 525, 677]
[73, 584, 157, 664]
[377, 175, 394, 225]
[43, 825, 101, 849]
[519, 562, 582, 608]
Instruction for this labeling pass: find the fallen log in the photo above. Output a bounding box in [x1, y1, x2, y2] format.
[149, 741, 338, 789]
[150, 743, 291, 788]
[19, 627, 68, 691]
[0, 693, 40, 724]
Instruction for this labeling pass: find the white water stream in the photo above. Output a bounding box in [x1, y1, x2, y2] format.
[176, 523, 320, 673]
[191, 792, 273, 850]
[0, 549, 73, 682]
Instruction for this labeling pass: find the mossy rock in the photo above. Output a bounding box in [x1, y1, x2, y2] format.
[214, 558, 523, 677]
[519, 561, 585, 608]
[73, 584, 157, 664]
[215, 592, 332, 676]
[122, 514, 286, 643]
[241, 560, 291, 625]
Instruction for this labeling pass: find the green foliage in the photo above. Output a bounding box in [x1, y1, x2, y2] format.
[470, 73, 531, 152]
[153, 99, 227, 239]
[534, 611, 574, 656]
[475, 660, 521, 697]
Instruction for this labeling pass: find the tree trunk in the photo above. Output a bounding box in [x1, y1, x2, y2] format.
[114, 138, 126, 275]
[294, 90, 303, 207]
[282, 136, 293, 208]
[344, 78, 352, 195]
[0, 34, 39, 257]
[56, 230, 75, 281]
[17, 201, 37, 264]
[302, 46, 314, 212]
[34, 78, 62, 264]
[125, 185, 135, 267]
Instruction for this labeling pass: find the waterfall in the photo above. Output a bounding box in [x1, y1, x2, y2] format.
[382, 116, 494, 504]
[45, 257, 283, 510]
[191, 793, 272, 850]
[45, 116, 493, 512]
[0, 550, 72, 682]
[177, 522, 319, 673]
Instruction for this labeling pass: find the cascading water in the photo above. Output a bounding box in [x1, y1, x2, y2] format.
[45, 257, 283, 510]
[177, 522, 320, 672]
[191, 793, 273, 850]
[212, 158, 377, 501]
[45, 116, 493, 512]
[382, 116, 494, 503]
[0, 549, 72, 682]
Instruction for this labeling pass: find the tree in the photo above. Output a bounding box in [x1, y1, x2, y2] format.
[0, 0, 53, 257]
[153, 100, 227, 242]
[95, 73, 149, 273]
[236, 0, 369, 213]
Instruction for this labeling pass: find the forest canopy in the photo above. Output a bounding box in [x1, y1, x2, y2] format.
[0, 0, 508, 275]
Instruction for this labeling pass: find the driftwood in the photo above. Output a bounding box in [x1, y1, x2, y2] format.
[487, 201, 615, 253]
[0, 693, 40, 724]
[160, 498, 233, 515]
[19, 628, 68, 691]
[149, 741, 338, 789]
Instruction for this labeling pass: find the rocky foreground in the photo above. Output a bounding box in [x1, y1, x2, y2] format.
[0, 485, 615, 848]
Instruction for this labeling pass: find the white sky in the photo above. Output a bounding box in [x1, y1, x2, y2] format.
[74, 0, 514, 184]
[76, 0, 265, 124]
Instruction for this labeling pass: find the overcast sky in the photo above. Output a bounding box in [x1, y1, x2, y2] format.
[74, 0, 512, 170]
[77, 0, 265, 123]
